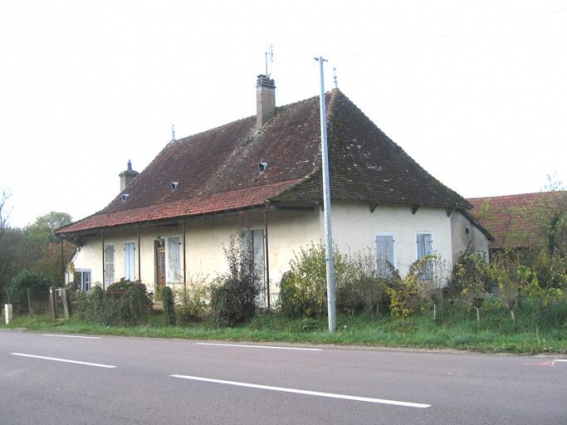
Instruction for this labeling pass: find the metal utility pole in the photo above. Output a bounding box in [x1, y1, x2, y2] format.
[315, 56, 336, 333]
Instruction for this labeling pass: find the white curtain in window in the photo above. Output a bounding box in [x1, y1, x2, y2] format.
[166, 236, 181, 284]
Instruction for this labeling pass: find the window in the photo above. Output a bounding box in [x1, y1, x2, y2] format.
[375, 234, 395, 277]
[166, 236, 181, 284]
[74, 269, 91, 292]
[242, 229, 266, 307]
[416, 233, 434, 280]
[104, 244, 115, 288]
[124, 242, 136, 281]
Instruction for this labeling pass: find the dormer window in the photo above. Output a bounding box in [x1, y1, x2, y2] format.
[171, 181, 179, 190]
[258, 161, 269, 172]
[122, 193, 130, 201]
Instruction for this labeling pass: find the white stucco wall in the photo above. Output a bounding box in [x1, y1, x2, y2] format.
[72, 203, 464, 297]
[71, 209, 320, 298]
[328, 203, 454, 281]
[450, 211, 490, 263]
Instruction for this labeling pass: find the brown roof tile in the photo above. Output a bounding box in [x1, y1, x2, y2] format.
[57, 89, 470, 235]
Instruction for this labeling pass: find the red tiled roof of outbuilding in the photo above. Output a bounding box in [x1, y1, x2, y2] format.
[468, 192, 564, 250]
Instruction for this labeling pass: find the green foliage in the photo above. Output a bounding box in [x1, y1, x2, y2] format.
[8, 269, 51, 314]
[337, 249, 389, 316]
[490, 253, 524, 322]
[386, 257, 430, 318]
[75, 285, 106, 323]
[25, 212, 72, 245]
[210, 236, 259, 327]
[278, 242, 349, 318]
[530, 250, 567, 291]
[174, 275, 209, 324]
[162, 286, 176, 326]
[75, 280, 152, 326]
[454, 252, 489, 321]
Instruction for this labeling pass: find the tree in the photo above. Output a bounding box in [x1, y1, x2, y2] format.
[25, 211, 72, 245]
[0, 191, 19, 304]
[24, 211, 74, 287]
[536, 177, 567, 258]
[455, 252, 489, 323]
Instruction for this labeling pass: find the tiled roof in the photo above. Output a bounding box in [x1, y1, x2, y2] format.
[468, 192, 564, 250]
[57, 89, 470, 235]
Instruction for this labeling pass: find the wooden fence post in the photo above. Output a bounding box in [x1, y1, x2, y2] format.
[49, 286, 57, 319]
[62, 289, 70, 319]
[27, 288, 34, 315]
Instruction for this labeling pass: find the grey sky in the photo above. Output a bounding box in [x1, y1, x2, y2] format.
[1, 0, 566, 227]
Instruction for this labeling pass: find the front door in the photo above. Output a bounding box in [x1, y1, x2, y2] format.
[155, 240, 166, 291]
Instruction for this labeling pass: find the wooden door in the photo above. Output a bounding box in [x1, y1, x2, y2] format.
[156, 241, 166, 289]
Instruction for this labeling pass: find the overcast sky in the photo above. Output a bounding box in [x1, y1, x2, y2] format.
[1, 0, 566, 228]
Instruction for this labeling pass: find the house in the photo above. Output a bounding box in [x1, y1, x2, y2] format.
[468, 191, 566, 255]
[56, 75, 491, 305]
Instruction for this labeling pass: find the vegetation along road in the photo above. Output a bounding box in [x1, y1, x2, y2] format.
[1, 330, 566, 424]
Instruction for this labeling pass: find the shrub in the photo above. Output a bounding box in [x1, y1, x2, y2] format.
[337, 249, 388, 317]
[210, 236, 259, 327]
[8, 270, 51, 314]
[76, 280, 152, 326]
[278, 242, 348, 319]
[174, 275, 209, 324]
[386, 258, 431, 318]
[104, 280, 153, 326]
[75, 285, 106, 323]
[162, 286, 176, 326]
[454, 252, 489, 323]
[490, 254, 522, 322]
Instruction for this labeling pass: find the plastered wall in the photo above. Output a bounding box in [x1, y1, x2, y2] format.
[72, 209, 320, 297]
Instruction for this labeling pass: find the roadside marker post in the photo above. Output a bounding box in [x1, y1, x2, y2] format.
[4, 304, 13, 325]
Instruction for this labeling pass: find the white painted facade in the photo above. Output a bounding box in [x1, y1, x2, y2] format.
[72, 210, 320, 299]
[450, 210, 490, 262]
[71, 202, 489, 300]
[329, 203, 454, 275]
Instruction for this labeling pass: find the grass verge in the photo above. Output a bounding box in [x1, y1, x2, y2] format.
[2, 300, 567, 355]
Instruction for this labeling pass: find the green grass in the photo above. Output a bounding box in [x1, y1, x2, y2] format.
[3, 299, 567, 355]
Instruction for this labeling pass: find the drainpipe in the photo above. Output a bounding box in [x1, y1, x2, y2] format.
[182, 221, 187, 285]
[264, 208, 270, 311]
[60, 239, 65, 287]
[137, 227, 141, 282]
[101, 229, 105, 289]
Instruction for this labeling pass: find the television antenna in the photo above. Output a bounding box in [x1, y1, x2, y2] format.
[333, 67, 338, 89]
[265, 45, 274, 76]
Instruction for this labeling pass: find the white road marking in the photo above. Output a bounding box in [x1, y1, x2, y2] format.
[43, 334, 101, 340]
[170, 375, 431, 408]
[555, 359, 567, 363]
[195, 342, 321, 351]
[10, 353, 116, 369]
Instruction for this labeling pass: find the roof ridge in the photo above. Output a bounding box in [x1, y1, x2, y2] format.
[468, 191, 563, 201]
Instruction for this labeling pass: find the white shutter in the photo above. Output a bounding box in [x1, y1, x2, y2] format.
[376, 234, 394, 277]
[416, 233, 433, 280]
[124, 242, 136, 281]
[104, 245, 115, 287]
[243, 229, 267, 307]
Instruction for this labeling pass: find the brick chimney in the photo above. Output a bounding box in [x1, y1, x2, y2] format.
[256, 75, 276, 129]
[119, 160, 138, 192]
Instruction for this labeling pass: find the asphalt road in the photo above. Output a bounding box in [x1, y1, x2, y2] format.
[1, 330, 566, 425]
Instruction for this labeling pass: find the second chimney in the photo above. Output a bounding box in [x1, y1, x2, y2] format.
[256, 75, 276, 129]
[119, 160, 139, 192]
